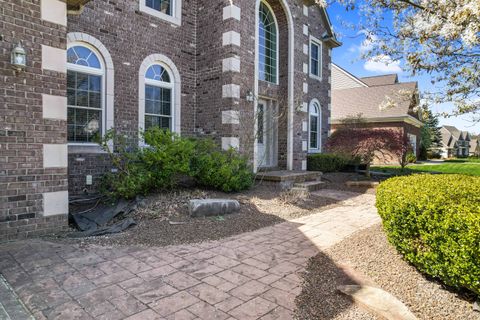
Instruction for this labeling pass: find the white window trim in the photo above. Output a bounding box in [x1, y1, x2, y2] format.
[308, 99, 322, 153]
[144, 75, 174, 131]
[139, 0, 182, 26]
[258, 0, 280, 85]
[66, 33, 115, 151]
[309, 35, 323, 81]
[139, 54, 181, 146]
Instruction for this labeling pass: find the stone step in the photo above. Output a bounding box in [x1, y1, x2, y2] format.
[255, 170, 322, 183]
[294, 181, 325, 192]
[256, 170, 322, 190]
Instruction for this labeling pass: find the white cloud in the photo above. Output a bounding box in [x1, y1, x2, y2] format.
[364, 55, 402, 73]
[359, 34, 377, 54]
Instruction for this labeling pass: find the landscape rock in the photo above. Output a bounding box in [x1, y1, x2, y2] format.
[337, 284, 418, 320]
[189, 199, 240, 217]
[473, 300, 480, 312]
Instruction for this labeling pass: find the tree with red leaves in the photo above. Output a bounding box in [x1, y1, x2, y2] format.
[327, 125, 411, 177]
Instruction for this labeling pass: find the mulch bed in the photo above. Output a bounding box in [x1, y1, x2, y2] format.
[48, 184, 340, 247]
[295, 224, 479, 320]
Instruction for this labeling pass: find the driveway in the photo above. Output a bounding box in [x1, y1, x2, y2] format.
[0, 190, 380, 320]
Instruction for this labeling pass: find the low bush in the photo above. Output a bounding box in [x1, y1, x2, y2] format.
[405, 152, 417, 164]
[307, 153, 359, 172]
[192, 140, 254, 192]
[376, 174, 480, 295]
[98, 129, 254, 199]
[427, 151, 442, 159]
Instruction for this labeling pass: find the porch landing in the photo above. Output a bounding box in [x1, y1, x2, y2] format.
[255, 170, 323, 190]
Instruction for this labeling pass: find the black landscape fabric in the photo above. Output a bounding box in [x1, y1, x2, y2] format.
[69, 199, 137, 237]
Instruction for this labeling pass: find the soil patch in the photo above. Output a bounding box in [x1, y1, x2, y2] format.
[295, 224, 479, 319]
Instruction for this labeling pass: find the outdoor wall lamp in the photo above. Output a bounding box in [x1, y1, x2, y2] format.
[11, 42, 27, 72]
[246, 90, 254, 102]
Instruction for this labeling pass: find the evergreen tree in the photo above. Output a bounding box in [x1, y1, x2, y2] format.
[422, 107, 442, 149]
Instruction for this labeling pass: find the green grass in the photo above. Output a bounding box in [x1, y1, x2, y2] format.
[444, 157, 480, 163]
[372, 162, 480, 176]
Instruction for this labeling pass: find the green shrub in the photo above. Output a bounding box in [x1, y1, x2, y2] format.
[192, 139, 254, 192]
[98, 130, 253, 198]
[427, 151, 442, 159]
[376, 174, 480, 295]
[142, 127, 196, 189]
[406, 152, 417, 164]
[307, 153, 358, 172]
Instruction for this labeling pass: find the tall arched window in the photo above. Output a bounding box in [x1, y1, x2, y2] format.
[67, 45, 104, 143]
[144, 64, 173, 130]
[309, 101, 321, 151]
[259, 1, 278, 83]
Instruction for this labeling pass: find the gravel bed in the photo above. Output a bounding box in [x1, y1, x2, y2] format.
[48, 185, 340, 247]
[295, 224, 479, 320]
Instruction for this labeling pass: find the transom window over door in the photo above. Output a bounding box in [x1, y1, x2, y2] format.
[309, 102, 321, 151]
[67, 45, 103, 143]
[259, 1, 278, 84]
[144, 64, 173, 131]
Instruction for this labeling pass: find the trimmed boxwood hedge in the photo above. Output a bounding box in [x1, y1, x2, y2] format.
[307, 153, 360, 172]
[376, 174, 480, 295]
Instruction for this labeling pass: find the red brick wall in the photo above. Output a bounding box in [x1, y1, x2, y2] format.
[0, 0, 68, 241]
[331, 121, 422, 165]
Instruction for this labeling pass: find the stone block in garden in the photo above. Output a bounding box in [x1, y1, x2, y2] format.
[189, 199, 240, 217]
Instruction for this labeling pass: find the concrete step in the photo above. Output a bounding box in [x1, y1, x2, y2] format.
[294, 181, 326, 192]
[255, 170, 322, 183]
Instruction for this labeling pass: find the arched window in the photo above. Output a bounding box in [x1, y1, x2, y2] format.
[144, 64, 173, 130]
[67, 45, 104, 143]
[258, 1, 278, 84]
[309, 101, 321, 151]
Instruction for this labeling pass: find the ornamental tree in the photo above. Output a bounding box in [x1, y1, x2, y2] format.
[326, 125, 410, 177]
[318, 0, 480, 122]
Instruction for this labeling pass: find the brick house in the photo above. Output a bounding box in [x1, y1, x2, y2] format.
[331, 64, 422, 164]
[0, 0, 340, 240]
[470, 136, 479, 157]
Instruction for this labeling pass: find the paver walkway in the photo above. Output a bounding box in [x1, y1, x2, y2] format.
[0, 190, 380, 320]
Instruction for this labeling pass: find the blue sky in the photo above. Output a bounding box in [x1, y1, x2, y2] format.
[327, 4, 479, 134]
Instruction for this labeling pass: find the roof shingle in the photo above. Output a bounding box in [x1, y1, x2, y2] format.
[331, 82, 418, 120]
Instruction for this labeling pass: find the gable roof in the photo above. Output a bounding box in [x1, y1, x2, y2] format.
[471, 139, 479, 153]
[332, 64, 368, 89]
[314, 6, 342, 48]
[360, 74, 398, 86]
[440, 127, 457, 148]
[331, 82, 418, 120]
[442, 126, 463, 140]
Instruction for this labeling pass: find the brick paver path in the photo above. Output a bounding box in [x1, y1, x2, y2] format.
[0, 190, 380, 319]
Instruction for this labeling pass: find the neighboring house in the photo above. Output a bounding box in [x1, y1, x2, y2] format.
[331, 64, 422, 163]
[0, 0, 340, 239]
[438, 126, 471, 158]
[470, 137, 480, 157]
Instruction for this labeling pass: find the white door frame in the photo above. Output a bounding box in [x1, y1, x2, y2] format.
[256, 99, 278, 168]
[253, 0, 294, 172]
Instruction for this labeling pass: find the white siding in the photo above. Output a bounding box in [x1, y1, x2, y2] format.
[332, 64, 367, 90]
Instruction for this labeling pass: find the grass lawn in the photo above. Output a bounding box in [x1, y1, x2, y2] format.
[372, 162, 480, 176]
[444, 158, 480, 163]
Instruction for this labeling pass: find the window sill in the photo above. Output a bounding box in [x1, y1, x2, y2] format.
[309, 73, 323, 82]
[68, 144, 107, 154]
[308, 149, 322, 154]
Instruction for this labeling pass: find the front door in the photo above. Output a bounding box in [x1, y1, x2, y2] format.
[256, 99, 278, 168]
